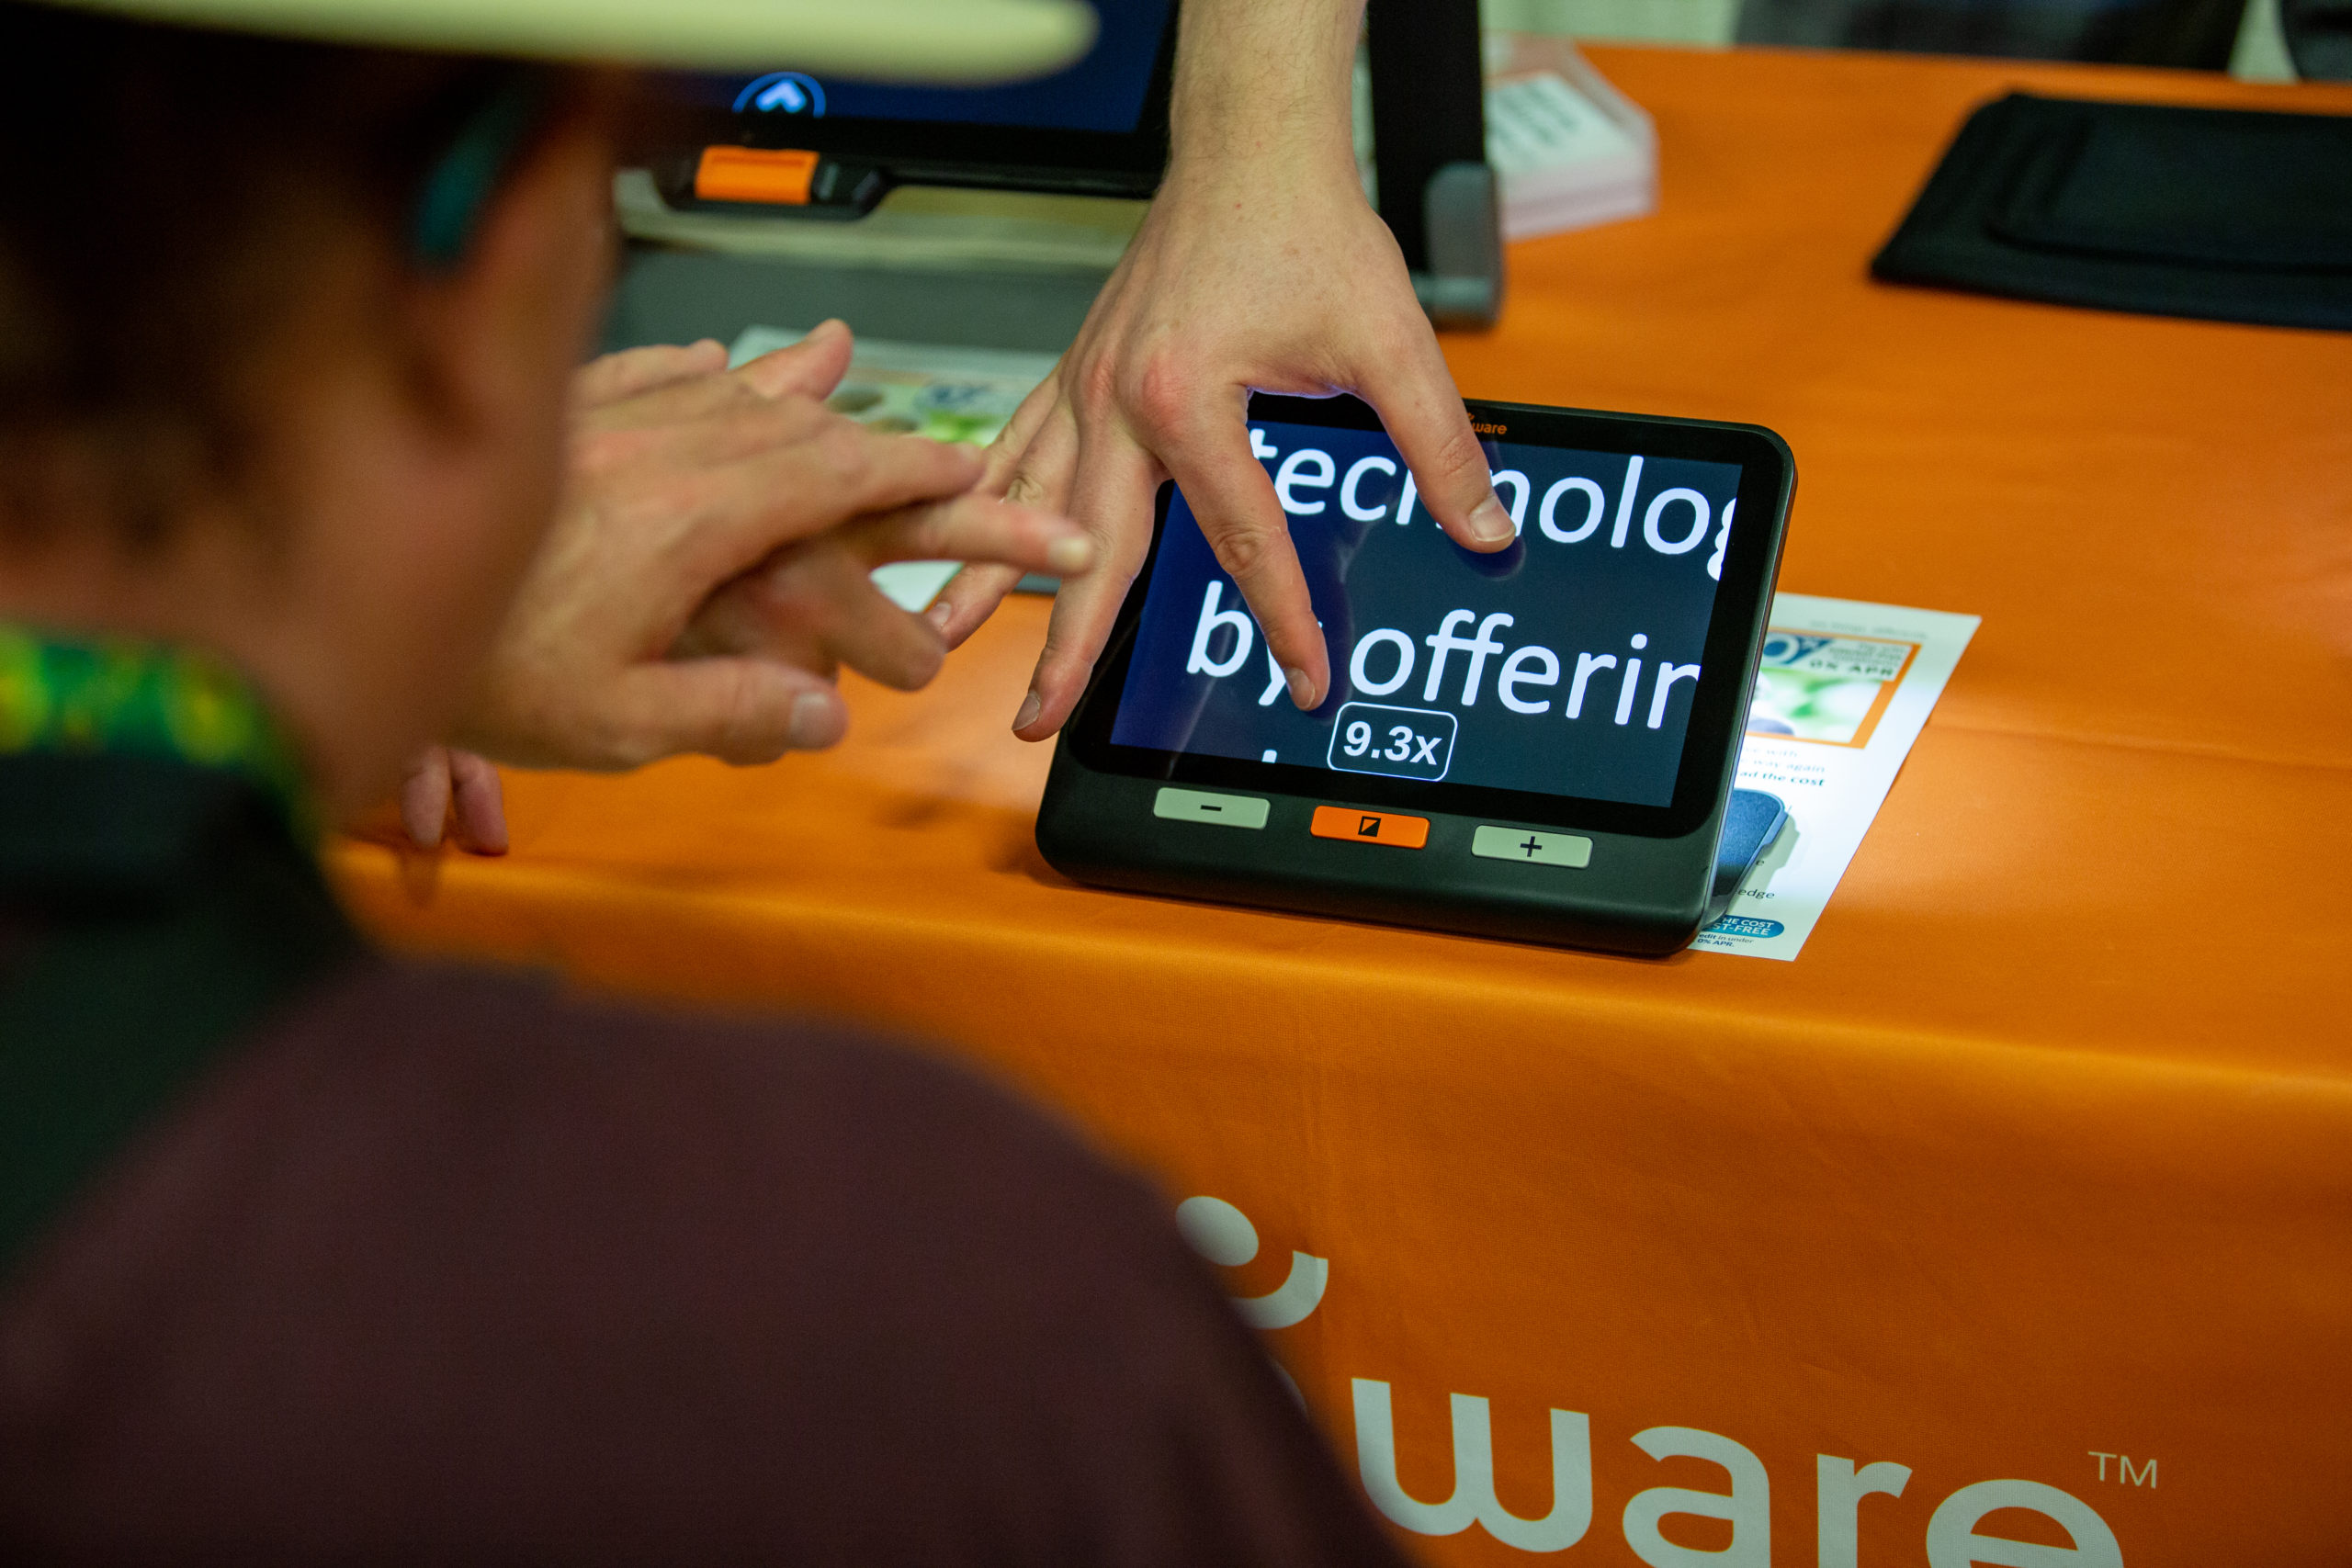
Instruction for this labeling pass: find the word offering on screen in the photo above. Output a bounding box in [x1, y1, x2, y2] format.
[1107, 420, 1743, 808]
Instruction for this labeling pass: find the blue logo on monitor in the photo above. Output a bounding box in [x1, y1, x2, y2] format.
[736, 72, 827, 118]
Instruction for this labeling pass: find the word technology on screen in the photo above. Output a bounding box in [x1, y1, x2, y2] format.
[1040, 391, 1794, 956]
[1108, 417, 1742, 809]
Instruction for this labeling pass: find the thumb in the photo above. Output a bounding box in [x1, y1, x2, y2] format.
[608, 658, 849, 767]
[1360, 340, 1514, 551]
[736, 318, 855, 402]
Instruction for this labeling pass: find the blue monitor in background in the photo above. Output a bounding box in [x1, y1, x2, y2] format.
[704, 0, 1171, 133]
[646, 1, 1179, 205]
[631, 0, 1498, 329]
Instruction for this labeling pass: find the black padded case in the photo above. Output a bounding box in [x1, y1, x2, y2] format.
[1871, 92, 2352, 332]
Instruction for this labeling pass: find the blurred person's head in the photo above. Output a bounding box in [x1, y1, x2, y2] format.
[0, 1, 616, 814]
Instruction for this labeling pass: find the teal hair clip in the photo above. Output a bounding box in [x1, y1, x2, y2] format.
[408, 75, 549, 269]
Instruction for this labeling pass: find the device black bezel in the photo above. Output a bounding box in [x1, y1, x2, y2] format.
[1062, 393, 1794, 840]
[648, 6, 1177, 198]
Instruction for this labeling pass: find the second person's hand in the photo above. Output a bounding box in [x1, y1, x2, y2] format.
[925, 0, 1512, 743]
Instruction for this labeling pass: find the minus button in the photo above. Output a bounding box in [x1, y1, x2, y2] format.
[1154, 787, 1271, 830]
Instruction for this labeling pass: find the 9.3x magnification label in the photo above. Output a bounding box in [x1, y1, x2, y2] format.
[1329, 702, 1457, 782]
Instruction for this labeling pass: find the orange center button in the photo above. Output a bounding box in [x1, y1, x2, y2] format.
[694, 145, 819, 205]
[1310, 806, 1430, 850]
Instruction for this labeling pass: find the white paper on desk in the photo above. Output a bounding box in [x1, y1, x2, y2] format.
[1482, 55, 1657, 241]
[1692, 594, 1981, 963]
[728, 326, 1060, 612]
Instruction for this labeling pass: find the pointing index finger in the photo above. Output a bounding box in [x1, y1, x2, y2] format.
[1360, 332, 1514, 552]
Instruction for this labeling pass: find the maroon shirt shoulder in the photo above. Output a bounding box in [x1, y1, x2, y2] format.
[0, 959, 1402, 1568]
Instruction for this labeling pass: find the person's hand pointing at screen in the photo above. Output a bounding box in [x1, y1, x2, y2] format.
[927, 0, 1512, 741]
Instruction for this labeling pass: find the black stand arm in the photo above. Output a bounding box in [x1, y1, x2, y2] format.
[1365, 0, 1505, 328]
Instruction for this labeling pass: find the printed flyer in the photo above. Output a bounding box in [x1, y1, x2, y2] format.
[1693, 593, 1980, 962]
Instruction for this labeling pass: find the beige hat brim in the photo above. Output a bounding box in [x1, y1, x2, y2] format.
[45, 0, 1099, 80]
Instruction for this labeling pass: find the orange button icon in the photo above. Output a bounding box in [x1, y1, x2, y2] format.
[1310, 806, 1430, 850]
[694, 145, 818, 205]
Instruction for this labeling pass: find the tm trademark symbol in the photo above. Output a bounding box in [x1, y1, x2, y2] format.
[2088, 1452, 2157, 1488]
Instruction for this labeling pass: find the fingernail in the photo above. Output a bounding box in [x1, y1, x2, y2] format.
[1012, 690, 1043, 731]
[1285, 666, 1317, 707]
[925, 599, 954, 633]
[1468, 495, 1514, 545]
[1046, 535, 1095, 574]
[788, 692, 834, 749]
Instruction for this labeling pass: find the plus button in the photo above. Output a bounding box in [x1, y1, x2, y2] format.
[1520, 836, 1544, 858]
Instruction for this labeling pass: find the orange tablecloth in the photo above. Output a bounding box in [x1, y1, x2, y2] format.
[335, 47, 2352, 1567]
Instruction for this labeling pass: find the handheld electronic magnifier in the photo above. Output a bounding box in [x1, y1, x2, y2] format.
[1038, 394, 1795, 956]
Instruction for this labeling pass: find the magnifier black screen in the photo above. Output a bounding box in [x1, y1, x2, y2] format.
[1105, 418, 1743, 809]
